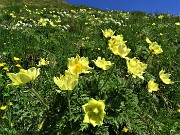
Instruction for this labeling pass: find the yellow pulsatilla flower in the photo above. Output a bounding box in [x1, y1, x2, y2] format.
[108, 35, 130, 57]
[122, 127, 128, 133]
[49, 21, 56, 27]
[158, 15, 164, 19]
[159, 70, 174, 84]
[102, 29, 115, 38]
[9, 13, 16, 18]
[7, 67, 40, 86]
[37, 58, 49, 67]
[148, 80, 159, 92]
[175, 22, 180, 26]
[9, 102, 13, 106]
[3, 67, 9, 71]
[0, 105, 7, 110]
[39, 120, 45, 129]
[177, 109, 180, 113]
[116, 44, 131, 58]
[93, 57, 113, 70]
[38, 18, 47, 26]
[82, 98, 105, 127]
[13, 57, 20, 61]
[53, 70, 78, 91]
[149, 42, 163, 55]
[108, 35, 126, 48]
[15, 64, 21, 68]
[126, 57, 147, 79]
[146, 37, 152, 44]
[67, 54, 93, 75]
[0, 63, 6, 67]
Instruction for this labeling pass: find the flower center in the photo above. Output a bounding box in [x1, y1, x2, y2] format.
[75, 63, 82, 72]
[92, 108, 99, 115]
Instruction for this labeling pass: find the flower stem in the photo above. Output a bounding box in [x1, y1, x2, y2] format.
[67, 91, 72, 129]
[31, 88, 49, 110]
[145, 52, 153, 64]
[99, 62, 116, 90]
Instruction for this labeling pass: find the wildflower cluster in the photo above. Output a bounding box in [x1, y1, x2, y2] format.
[0, 3, 178, 134]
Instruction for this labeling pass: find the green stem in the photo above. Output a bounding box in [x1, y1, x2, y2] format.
[67, 91, 72, 129]
[99, 62, 116, 90]
[31, 88, 49, 110]
[145, 52, 153, 64]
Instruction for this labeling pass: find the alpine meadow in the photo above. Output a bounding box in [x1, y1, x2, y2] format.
[0, 0, 180, 134]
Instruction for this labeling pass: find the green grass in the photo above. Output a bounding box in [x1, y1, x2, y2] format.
[0, 1, 180, 134]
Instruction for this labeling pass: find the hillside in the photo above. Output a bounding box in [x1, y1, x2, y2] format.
[0, 1, 180, 134]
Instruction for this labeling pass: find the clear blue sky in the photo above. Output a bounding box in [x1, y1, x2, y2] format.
[65, 0, 180, 15]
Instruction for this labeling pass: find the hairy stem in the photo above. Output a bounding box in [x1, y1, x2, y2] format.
[31, 88, 49, 110]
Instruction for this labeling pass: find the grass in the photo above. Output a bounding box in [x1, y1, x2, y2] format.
[0, 1, 180, 134]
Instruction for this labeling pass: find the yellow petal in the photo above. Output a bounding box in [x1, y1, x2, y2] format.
[13, 57, 20, 61]
[0, 105, 7, 110]
[7, 73, 23, 85]
[146, 37, 152, 44]
[18, 73, 32, 84]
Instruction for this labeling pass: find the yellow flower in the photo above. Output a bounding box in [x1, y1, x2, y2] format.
[148, 80, 159, 92]
[116, 44, 131, 58]
[67, 54, 93, 75]
[93, 57, 114, 70]
[108, 35, 130, 57]
[15, 64, 21, 68]
[3, 67, 9, 71]
[37, 58, 49, 67]
[13, 57, 20, 61]
[126, 57, 147, 79]
[0, 63, 6, 67]
[0, 105, 7, 110]
[7, 67, 40, 86]
[82, 98, 105, 127]
[49, 21, 56, 27]
[159, 70, 174, 84]
[38, 18, 47, 26]
[177, 109, 180, 113]
[9, 102, 13, 106]
[53, 70, 78, 91]
[108, 35, 126, 48]
[175, 22, 180, 26]
[39, 120, 44, 129]
[9, 13, 16, 18]
[149, 42, 163, 55]
[102, 29, 115, 38]
[122, 127, 128, 133]
[146, 37, 152, 44]
[158, 15, 164, 19]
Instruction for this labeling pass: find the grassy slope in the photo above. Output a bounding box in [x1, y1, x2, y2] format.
[0, 1, 180, 134]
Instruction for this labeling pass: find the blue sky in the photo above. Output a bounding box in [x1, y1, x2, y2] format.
[65, 0, 180, 15]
